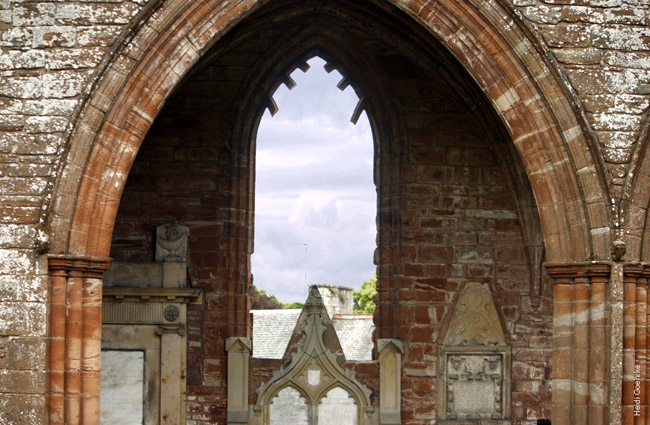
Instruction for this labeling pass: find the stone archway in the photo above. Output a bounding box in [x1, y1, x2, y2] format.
[45, 1, 611, 424]
[49, 0, 610, 261]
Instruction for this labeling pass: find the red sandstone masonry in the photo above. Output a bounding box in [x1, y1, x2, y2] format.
[0, 0, 640, 424]
[47, 257, 111, 425]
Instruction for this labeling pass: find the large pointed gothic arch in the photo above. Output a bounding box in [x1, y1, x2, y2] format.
[44, 1, 615, 424]
[47, 0, 610, 262]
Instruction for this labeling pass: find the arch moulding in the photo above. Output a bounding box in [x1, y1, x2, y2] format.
[47, 0, 609, 263]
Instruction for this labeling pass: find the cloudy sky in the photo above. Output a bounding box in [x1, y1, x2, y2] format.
[251, 57, 376, 303]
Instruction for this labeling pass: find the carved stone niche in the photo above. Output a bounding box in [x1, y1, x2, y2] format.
[438, 283, 511, 424]
[252, 287, 376, 425]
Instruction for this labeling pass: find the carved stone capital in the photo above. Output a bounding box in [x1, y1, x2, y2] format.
[48, 254, 113, 276]
[622, 263, 650, 282]
[544, 262, 611, 284]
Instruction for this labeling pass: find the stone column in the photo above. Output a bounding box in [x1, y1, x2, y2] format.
[546, 263, 611, 425]
[621, 264, 650, 424]
[226, 337, 251, 424]
[48, 256, 112, 425]
[378, 338, 403, 425]
[158, 304, 185, 425]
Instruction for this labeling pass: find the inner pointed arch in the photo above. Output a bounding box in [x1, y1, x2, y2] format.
[252, 55, 376, 303]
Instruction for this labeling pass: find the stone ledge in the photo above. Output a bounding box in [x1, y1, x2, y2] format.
[102, 287, 203, 304]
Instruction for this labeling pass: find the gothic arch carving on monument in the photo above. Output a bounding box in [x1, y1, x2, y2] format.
[252, 287, 375, 425]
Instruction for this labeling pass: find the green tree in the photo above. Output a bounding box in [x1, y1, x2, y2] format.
[283, 301, 304, 310]
[353, 273, 377, 313]
[249, 284, 283, 309]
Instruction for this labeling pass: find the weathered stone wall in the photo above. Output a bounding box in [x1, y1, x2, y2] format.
[373, 75, 553, 422]
[514, 1, 650, 197]
[0, 0, 649, 424]
[0, 2, 143, 423]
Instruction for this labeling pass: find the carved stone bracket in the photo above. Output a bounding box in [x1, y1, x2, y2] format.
[156, 324, 186, 336]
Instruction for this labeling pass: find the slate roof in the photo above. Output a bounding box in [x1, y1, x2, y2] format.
[251, 309, 302, 359]
[251, 310, 374, 361]
[332, 314, 374, 361]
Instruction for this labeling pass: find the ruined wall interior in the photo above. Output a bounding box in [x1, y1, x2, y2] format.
[1, 0, 649, 424]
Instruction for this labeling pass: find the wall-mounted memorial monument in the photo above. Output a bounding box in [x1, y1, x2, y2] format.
[438, 283, 511, 424]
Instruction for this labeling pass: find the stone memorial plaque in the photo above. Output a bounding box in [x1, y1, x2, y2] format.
[447, 354, 502, 418]
[318, 386, 357, 425]
[453, 381, 495, 413]
[100, 350, 144, 425]
[269, 387, 309, 425]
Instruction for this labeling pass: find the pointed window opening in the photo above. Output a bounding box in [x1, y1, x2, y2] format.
[252, 56, 376, 305]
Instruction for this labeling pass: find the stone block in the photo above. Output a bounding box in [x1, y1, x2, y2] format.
[0, 249, 33, 275]
[455, 246, 492, 264]
[42, 70, 91, 98]
[539, 23, 591, 47]
[0, 394, 46, 425]
[553, 48, 602, 65]
[54, 3, 141, 26]
[0, 301, 46, 336]
[0, 176, 47, 196]
[0, 98, 23, 114]
[0, 49, 46, 70]
[605, 51, 650, 69]
[0, 27, 33, 47]
[0, 274, 46, 302]
[591, 25, 650, 51]
[0, 114, 25, 131]
[25, 116, 69, 133]
[77, 25, 124, 47]
[603, 147, 632, 164]
[33, 26, 76, 48]
[0, 336, 46, 370]
[46, 47, 106, 70]
[0, 369, 46, 393]
[0, 224, 37, 248]
[591, 112, 642, 131]
[13, 3, 56, 26]
[0, 132, 61, 155]
[0, 76, 42, 99]
[566, 68, 624, 95]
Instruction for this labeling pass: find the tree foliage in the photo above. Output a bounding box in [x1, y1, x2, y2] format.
[353, 273, 377, 313]
[249, 284, 283, 309]
[283, 301, 304, 310]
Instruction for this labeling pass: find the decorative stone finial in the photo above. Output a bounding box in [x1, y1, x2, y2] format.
[304, 285, 325, 314]
[155, 223, 189, 262]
